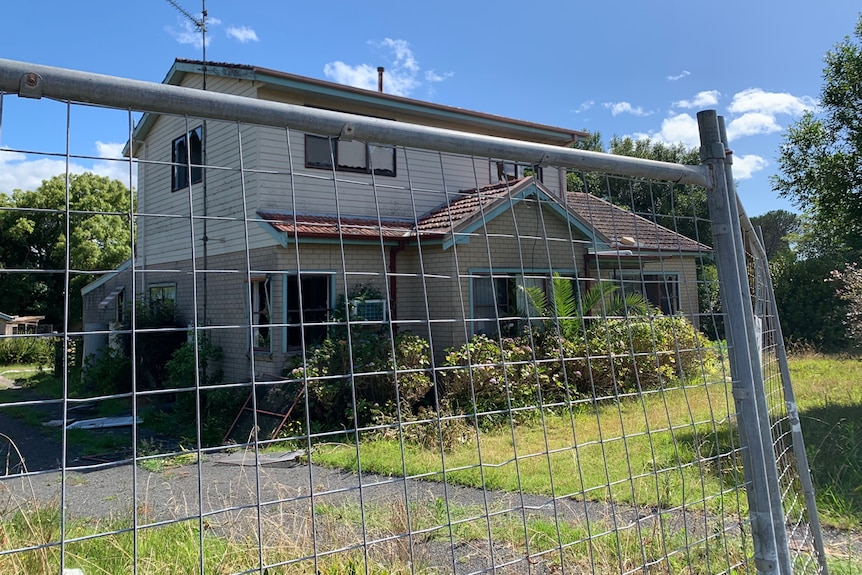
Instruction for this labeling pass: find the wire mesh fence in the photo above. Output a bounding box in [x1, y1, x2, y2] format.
[739, 210, 828, 575]
[0, 59, 828, 574]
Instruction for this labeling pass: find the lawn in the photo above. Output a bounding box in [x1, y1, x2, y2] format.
[1, 355, 859, 573]
[311, 356, 862, 532]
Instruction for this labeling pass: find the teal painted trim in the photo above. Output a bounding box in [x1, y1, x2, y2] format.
[443, 233, 471, 250]
[258, 221, 289, 248]
[450, 182, 612, 252]
[281, 273, 288, 355]
[81, 259, 133, 295]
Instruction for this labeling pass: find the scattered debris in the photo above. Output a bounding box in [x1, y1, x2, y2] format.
[216, 450, 305, 467]
[43, 419, 73, 427]
[0, 375, 21, 390]
[67, 416, 142, 430]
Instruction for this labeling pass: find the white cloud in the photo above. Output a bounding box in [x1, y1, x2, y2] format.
[573, 100, 595, 114]
[95, 141, 124, 159]
[673, 90, 721, 110]
[425, 70, 453, 83]
[728, 88, 817, 116]
[603, 101, 652, 117]
[379, 38, 418, 73]
[629, 113, 700, 148]
[0, 149, 74, 194]
[226, 25, 259, 43]
[166, 18, 210, 49]
[725, 112, 783, 140]
[323, 62, 383, 92]
[92, 141, 137, 187]
[166, 16, 222, 49]
[0, 143, 136, 195]
[667, 70, 691, 81]
[731, 154, 768, 179]
[324, 38, 450, 97]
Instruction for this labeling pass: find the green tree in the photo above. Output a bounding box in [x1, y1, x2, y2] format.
[772, 15, 862, 257]
[567, 135, 709, 245]
[749, 209, 800, 261]
[0, 173, 133, 326]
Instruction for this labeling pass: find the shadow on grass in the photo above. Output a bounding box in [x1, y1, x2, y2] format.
[797, 402, 862, 527]
[673, 400, 862, 529]
[672, 421, 747, 496]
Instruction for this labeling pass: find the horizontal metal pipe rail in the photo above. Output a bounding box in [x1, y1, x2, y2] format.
[0, 58, 708, 186]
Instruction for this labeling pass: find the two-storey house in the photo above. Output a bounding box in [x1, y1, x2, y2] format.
[82, 59, 709, 384]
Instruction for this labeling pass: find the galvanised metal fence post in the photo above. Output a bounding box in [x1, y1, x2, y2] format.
[750, 222, 830, 574]
[697, 110, 792, 575]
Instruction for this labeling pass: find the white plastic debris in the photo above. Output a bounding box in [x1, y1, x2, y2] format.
[66, 416, 141, 430]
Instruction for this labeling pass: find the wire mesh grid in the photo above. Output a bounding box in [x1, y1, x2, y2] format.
[0, 64, 824, 574]
[740, 215, 828, 575]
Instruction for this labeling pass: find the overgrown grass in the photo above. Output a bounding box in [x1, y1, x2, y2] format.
[788, 355, 862, 529]
[0, 365, 61, 400]
[313, 378, 743, 516]
[312, 356, 862, 533]
[0, 500, 434, 574]
[314, 497, 746, 574]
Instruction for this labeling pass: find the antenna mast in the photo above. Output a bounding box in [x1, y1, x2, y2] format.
[165, 0, 207, 89]
[164, 0, 210, 326]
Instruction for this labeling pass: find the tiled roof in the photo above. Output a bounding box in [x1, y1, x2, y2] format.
[415, 181, 513, 234]
[259, 181, 520, 241]
[565, 192, 710, 253]
[259, 179, 709, 254]
[257, 212, 416, 240]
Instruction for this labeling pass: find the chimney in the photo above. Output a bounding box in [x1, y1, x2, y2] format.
[377, 67, 384, 93]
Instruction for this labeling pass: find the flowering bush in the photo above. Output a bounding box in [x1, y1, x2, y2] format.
[440, 334, 567, 417]
[546, 315, 720, 396]
[288, 329, 434, 429]
[830, 262, 862, 347]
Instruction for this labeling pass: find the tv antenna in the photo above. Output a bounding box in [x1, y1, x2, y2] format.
[165, 0, 208, 89]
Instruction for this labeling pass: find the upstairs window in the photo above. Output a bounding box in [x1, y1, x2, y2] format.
[305, 135, 396, 177]
[491, 160, 543, 183]
[172, 126, 203, 191]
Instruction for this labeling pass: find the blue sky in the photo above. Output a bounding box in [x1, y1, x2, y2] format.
[0, 0, 858, 216]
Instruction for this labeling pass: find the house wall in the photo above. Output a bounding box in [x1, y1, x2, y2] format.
[80, 268, 133, 362]
[137, 74, 259, 268]
[137, 70, 569, 269]
[136, 243, 391, 384]
[395, 200, 591, 357]
[642, 256, 701, 326]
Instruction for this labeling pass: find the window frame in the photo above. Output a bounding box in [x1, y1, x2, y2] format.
[471, 271, 567, 337]
[147, 283, 177, 317]
[250, 276, 272, 353]
[304, 134, 396, 177]
[616, 271, 680, 315]
[171, 126, 203, 192]
[491, 160, 543, 183]
[115, 287, 126, 324]
[283, 272, 336, 352]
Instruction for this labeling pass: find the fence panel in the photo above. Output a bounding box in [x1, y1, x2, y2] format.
[0, 59, 828, 574]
